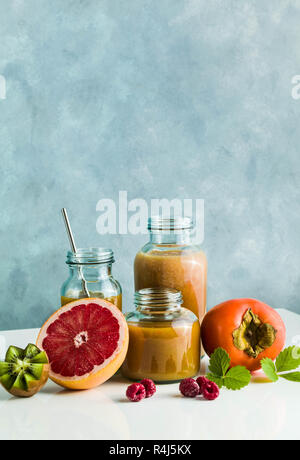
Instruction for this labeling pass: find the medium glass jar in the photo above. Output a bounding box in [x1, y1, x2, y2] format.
[122, 288, 200, 383]
[61, 248, 122, 311]
[134, 217, 207, 322]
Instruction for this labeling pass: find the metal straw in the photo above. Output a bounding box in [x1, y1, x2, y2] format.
[61, 208, 90, 298]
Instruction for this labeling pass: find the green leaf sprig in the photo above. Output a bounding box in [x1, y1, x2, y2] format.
[206, 346, 300, 390]
[261, 346, 300, 382]
[206, 348, 251, 390]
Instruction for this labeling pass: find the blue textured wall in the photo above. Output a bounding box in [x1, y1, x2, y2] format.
[1, 0, 300, 330]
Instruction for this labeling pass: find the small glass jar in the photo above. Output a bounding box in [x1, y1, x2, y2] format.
[122, 288, 200, 383]
[134, 217, 207, 322]
[61, 247, 122, 311]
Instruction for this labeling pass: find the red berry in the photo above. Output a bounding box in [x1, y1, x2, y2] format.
[126, 383, 146, 402]
[140, 379, 156, 398]
[202, 380, 219, 401]
[196, 376, 209, 395]
[179, 378, 199, 398]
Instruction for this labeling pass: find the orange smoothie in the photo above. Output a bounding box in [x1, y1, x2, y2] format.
[134, 250, 207, 322]
[122, 320, 200, 382]
[61, 293, 122, 311]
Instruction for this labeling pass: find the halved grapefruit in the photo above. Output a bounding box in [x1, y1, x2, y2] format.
[36, 298, 128, 390]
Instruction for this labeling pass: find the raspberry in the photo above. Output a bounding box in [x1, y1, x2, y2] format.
[179, 378, 199, 398]
[202, 380, 220, 401]
[140, 379, 156, 398]
[196, 376, 209, 395]
[126, 383, 146, 402]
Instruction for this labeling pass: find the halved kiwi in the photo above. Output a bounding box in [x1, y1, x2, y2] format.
[0, 344, 49, 397]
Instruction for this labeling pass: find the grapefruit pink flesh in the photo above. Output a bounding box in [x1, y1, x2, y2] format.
[37, 298, 128, 390]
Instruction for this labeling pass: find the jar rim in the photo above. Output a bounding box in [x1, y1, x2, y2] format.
[66, 247, 114, 265]
[148, 216, 194, 232]
[134, 287, 182, 309]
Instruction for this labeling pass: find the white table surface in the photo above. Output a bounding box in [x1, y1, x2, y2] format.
[0, 308, 299, 440]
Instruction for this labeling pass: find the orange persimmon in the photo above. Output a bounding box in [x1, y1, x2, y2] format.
[201, 298, 285, 372]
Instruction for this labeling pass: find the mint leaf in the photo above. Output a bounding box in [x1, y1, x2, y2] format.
[223, 366, 251, 390]
[208, 348, 230, 377]
[279, 372, 300, 382]
[206, 373, 224, 389]
[260, 347, 300, 382]
[206, 348, 251, 390]
[275, 346, 300, 373]
[261, 358, 278, 382]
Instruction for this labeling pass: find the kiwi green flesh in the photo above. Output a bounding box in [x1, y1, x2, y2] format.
[0, 362, 13, 377]
[0, 373, 16, 391]
[29, 351, 49, 364]
[24, 344, 41, 360]
[5, 346, 25, 363]
[5, 344, 46, 364]
[0, 344, 49, 396]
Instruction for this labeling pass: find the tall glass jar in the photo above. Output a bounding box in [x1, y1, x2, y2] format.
[61, 248, 122, 311]
[122, 288, 200, 383]
[134, 217, 207, 322]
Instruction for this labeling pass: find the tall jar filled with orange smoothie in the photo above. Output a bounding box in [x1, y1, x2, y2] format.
[134, 217, 207, 324]
[61, 248, 122, 311]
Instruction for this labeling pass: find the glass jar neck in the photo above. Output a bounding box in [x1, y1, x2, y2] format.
[147, 217, 194, 245]
[135, 288, 182, 316]
[68, 263, 112, 281]
[66, 248, 114, 281]
[149, 229, 192, 245]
